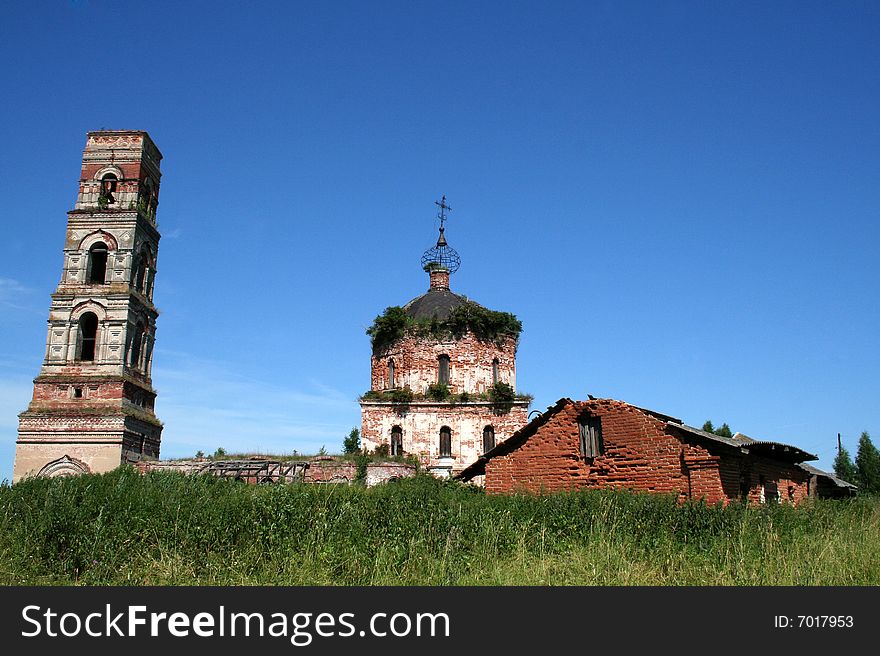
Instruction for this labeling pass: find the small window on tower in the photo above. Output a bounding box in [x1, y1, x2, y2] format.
[129, 322, 145, 369]
[77, 312, 98, 361]
[492, 358, 500, 384]
[439, 426, 452, 457]
[438, 354, 450, 384]
[100, 173, 117, 204]
[134, 247, 151, 293]
[483, 425, 495, 453]
[73, 387, 83, 399]
[139, 177, 154, 213]
[391, 425, 403, 456]
[388, 359, 395, 389]
[88, 242, 108, 284]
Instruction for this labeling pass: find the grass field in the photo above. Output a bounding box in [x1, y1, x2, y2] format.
[1, 467, 877, 585]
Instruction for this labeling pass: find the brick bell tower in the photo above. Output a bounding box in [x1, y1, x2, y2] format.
[14, 131, 164, 482]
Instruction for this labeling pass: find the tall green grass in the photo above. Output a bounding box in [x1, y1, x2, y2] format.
[1, 467, 877, 585]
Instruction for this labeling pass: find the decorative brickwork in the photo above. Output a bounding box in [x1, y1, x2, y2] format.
[14, 131, 164, 482]
[460, 398, 820, 505]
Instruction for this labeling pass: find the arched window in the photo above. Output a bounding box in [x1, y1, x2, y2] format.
[100, 173, 117, 203]
[483, 425, 495, 453]
[134, 251, 148, 293]
[388, 359, 395, 388]
[438, 354, 450, 384]
[77, 312, 98, 361]
[129, 321, 145, 368]
[439, 426, 452, 457]
[87, 242, 108, 284]
[492, 358, 500, 384]
[391, 425, 403, 456]
[139, 177, 154, 213]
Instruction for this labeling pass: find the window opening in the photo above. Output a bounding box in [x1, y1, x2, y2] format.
[438, 354, 450, 384]
[78, 312, 98, 361]
[100, 173, 117, 204]
[88, 242, 108, 284]
[439, 426, 452, 457]
[129, 322, 145, 368]
[578, 415, 603, 459]
[391, 426, 403, 456]
[483, 425, 495, 453]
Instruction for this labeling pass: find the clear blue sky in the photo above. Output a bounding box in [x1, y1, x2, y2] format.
[1, 1, 878, 482]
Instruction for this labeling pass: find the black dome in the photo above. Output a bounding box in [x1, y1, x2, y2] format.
[402, 288, 472, 321]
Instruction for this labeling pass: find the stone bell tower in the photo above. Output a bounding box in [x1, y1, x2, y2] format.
[14, 131, 164, 482]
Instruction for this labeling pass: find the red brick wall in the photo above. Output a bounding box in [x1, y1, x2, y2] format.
[362, 401, 529, 475]
[371, 333, 518, 396]
[484, 399, 811, 505]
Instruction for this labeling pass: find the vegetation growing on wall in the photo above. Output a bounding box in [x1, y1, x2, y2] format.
[367, 302, 522, 353]
[360, 385, 532, 408]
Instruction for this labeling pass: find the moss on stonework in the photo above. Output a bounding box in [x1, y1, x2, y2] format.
[360, 384, 533, 412]
[367, 302, 522, 353]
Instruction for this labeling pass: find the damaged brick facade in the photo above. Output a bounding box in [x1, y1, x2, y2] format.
[360, 217, 529, 477]
[14, 131, 164, 482]
[135, 458, 416, 487]
[459, 398, 825, 505]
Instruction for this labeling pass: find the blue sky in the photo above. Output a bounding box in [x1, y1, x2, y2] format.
[1, 1, 878, 482]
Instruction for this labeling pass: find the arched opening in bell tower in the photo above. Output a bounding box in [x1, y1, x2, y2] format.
[77, 312, 99, 361]
[100, 173, 117, 204]
[87, 242, 108, 284]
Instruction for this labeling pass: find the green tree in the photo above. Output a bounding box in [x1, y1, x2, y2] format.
[343, 427, 361, 454]
[855, 431, 880, 494]
[213, 447, 226, 459]
[702, 420, 733, 438]
[833, 444, 858, 485]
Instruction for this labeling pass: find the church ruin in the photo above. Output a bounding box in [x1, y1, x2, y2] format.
[359, 198, 530, 477]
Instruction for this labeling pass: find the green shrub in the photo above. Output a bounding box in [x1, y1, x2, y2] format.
[367, 303, 522, 354]
[426, 382, 450, 401]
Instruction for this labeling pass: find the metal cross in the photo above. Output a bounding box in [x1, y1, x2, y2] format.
[434, 195, 452, 230]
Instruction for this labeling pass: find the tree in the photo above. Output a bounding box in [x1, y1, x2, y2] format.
[833, 444, 858, 485]
[702, 420, 733, 438]
[855, 431, 880, 494]
[213, 447, 226, 459]
[342, 427, 361, 454]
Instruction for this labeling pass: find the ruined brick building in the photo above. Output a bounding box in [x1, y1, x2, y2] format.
[457, 397, 856, 502]
[14, 131, 163, 482]
[11, 133, 855, 502]
[359, 198, 530, 476]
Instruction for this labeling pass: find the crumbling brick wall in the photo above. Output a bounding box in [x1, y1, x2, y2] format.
[484, 399, 810, 505]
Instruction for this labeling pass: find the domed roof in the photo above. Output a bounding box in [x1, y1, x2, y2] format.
[402, 288, 473, 321]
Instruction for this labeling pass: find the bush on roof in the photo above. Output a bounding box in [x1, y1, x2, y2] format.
[367, 302, 522, 353]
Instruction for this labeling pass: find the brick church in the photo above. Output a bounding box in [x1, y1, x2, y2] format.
[359, 198, 530, 477]
[14, 131, 164, 482]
